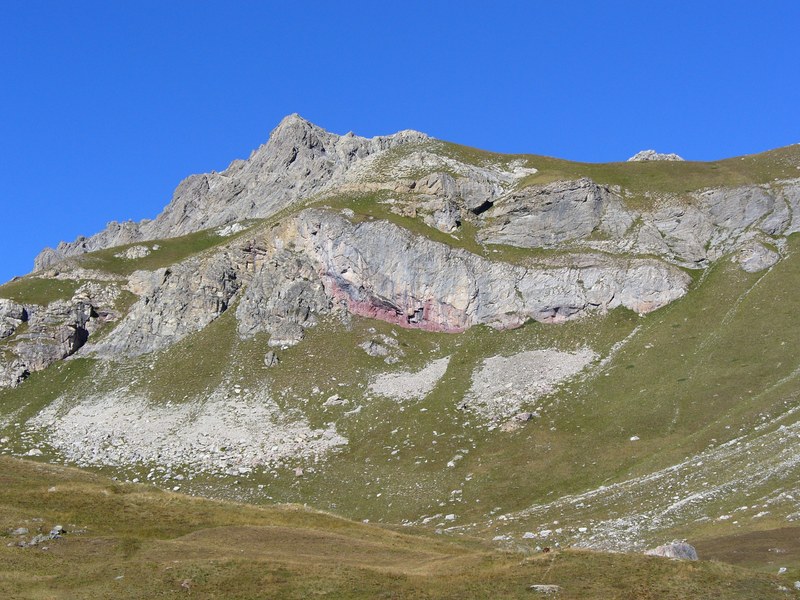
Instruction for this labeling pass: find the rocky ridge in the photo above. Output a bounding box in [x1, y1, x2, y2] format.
[34, 115, 429, 270]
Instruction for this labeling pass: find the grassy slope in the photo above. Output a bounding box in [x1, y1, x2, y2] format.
[0, 456, 791, 600]
[4, 237, 800, 554]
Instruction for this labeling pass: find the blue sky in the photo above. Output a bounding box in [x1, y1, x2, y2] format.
[1, 1, 799, 283]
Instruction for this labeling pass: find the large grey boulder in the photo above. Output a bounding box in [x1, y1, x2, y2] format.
[645, 541, 698, 560]
[735, 241, 780, 273]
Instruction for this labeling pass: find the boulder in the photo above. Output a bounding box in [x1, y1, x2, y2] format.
[735, 241, 780, 273]
[645, 541, 698, 560]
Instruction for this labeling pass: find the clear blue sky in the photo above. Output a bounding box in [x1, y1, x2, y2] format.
[2, 1, 799, 283]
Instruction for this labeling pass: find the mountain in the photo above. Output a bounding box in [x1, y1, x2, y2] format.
[3, 115, 800, 592]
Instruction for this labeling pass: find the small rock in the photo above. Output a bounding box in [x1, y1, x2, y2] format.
[28, 534, 49, 546]
[263, 350, 279, 367]
[359, 340, 390, 357]
[528, 584, 561, 594]
[445, 514, 456, 521]
[294, 467, 304, 477]
[523, 532, 536, 539]
[323, 394, 347, 407]
[11, 527, 29, 536]
[49, 525, 66, 538]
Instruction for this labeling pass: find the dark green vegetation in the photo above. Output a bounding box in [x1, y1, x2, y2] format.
[0, 457, 792, 599]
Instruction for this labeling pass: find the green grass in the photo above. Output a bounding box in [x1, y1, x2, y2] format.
[0, 456, 791, 599]
[76, 222, 260, 276]
[0, 277, 81, 306]
[435, 139, 800, 199]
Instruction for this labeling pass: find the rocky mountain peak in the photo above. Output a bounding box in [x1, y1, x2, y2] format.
[33, 115, 430, 270]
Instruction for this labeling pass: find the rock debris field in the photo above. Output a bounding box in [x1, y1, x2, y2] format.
[368, 356, 451, 401]
[464, 348, 598, 421]
[28, 385, 347, 477]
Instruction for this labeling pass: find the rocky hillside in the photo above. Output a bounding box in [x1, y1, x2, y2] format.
[2, 116, 800, 565]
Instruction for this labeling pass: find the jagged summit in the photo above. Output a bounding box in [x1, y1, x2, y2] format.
[34, 115, 430, 270]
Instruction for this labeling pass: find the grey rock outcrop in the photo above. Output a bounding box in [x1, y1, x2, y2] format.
[0, 298, 95, 387]
[426, 198, 461, 232]
[13, 300, 93, 370]
[406, 171, 502, 214]
[481, 177, 800, 271]
[236, 248, 329, 346]
[0, 358, 29, 389]
[35, 115, 429, 269]
[85, 250, 244, 357]
[0, 299, 27, 339]
[628, 150, 684, 162]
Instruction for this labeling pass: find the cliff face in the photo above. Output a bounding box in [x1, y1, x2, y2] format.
[291, 210, 690, 332]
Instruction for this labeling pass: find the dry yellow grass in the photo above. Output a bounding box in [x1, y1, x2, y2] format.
[0, 457, 792, 599]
